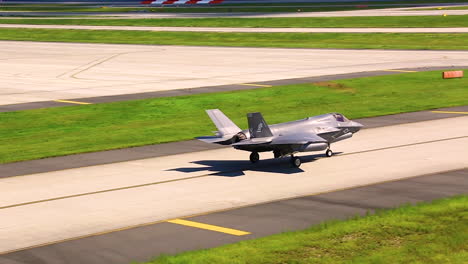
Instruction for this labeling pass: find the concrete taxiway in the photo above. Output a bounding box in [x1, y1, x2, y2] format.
[3, 24, 468, 33]
[1, 41, 467, 106]
[2, 66, 466, 112]
[1, 114, 467, 258]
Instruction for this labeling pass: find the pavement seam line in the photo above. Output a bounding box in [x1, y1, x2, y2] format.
[1, 167, 465, 256]
[1, 135, 466, 211]
[383, 69, 418, 73]
[54, 99, 92, 105]
[167, 219, 250, 236]
[431, 110, 468, 114]
[0, 174, 208, 210]
[238, 83, 273, 87]
[338, 135, 468, 157]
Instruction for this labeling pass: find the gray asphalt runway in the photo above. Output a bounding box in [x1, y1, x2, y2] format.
[1, 66, 466, 112]
[1, 168, 466, 264]
[1, 104, 467, 178]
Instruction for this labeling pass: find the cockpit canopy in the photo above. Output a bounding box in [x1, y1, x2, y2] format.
[333, 113, 349, 122]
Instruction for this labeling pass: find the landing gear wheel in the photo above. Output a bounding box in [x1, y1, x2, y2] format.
[291, 157, 302, 168]
[250, 152, 260, 163]
[273, 150, 281, 159]
[326, 149, 333, 157]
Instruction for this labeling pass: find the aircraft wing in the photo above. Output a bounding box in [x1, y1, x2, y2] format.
[232, 133, 326, 147]
[231, 137, 273, 146]
[271, 133, 327, 145]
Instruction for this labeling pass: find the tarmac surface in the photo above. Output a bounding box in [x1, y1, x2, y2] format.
[3, 24, 468, 33]
[1, 113, 467, 262]
[1, 169, 466, 264]
[1, 40, 467, 106]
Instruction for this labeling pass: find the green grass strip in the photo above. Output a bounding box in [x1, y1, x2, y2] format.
[0, 70, 467, 164]
[415, 6, 468, 11]
[0, 15, 467, 28]
[144, 195, 468, 264]
[0, 28, 467, 50]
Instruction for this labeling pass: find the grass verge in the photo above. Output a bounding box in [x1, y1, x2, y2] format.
[0, 70, 467, 164]
[0, 15, 467, 28]
[0, 28, 467, 50]
[415, 6, 468, 10]
[143, 195, 468, 264]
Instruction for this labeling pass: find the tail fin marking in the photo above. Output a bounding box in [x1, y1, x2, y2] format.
[247, 112, 273, 138]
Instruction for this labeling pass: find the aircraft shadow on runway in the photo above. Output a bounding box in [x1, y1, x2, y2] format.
[167, 153, 342, 177]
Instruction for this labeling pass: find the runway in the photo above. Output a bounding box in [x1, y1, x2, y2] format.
[2, 169, 466, 264]
[1, 41, 467, 106]
[3, 24, 468, 33]
[1, 113, 467, 260]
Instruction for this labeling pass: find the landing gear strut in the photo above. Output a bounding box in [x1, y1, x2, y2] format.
[290, 155, 302, 168]
[325, 149, 333, 157]
[250, 152, 260, 163]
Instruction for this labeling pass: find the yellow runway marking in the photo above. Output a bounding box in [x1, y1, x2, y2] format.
[167, 219, 250, 236]
[238, 83, 273, 87]
[431, 111, 468, 115]
[55, 99, 91, 105]
[383, 69, 418, 73]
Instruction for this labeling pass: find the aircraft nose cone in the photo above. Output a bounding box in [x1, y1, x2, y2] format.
[350, 121, 363, 132]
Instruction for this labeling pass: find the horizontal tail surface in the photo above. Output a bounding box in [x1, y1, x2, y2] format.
[206, 109, 241, 137]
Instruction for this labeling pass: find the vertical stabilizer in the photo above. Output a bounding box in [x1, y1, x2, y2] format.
[206, 109, 241, 136]
[247, 112, 273, 138]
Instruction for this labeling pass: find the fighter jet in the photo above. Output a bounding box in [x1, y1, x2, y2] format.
[197, 109, 363, 168]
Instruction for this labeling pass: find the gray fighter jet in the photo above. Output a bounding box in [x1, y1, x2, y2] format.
[197, 109, 363, 168]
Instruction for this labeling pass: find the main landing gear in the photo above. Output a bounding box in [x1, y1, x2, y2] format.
[250, 151, 302, 168]
[290, 155, 301, 168]
[250, 152, 260, 163]
[325, 149, 333, 157]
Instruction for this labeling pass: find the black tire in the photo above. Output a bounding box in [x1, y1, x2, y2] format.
[250, 152, 260, 163]
[291, 157, 301, 168]
[273, 150, 281, 159]
[326, 149, 333, 157]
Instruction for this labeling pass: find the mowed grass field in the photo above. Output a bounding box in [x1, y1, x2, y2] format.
[0, 15, 467, 28]
[0, 28, 467, 50]
[144, 195, 468, 264]
[0, 70, 467, 164]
